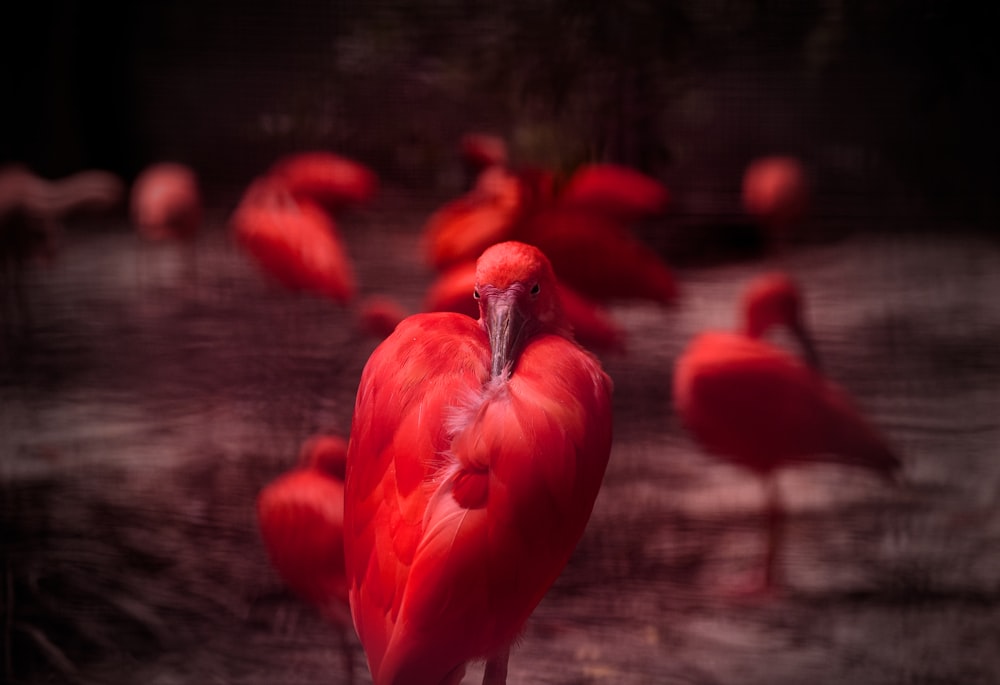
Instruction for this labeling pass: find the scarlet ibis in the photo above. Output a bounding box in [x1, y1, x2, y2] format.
[422, 154, 675, 306]
[519, 205, 678, 305]
[460, 133, 508, 169]
[2, 165, 121, 332]
[673, 272, 899, 591]
[130, 163, 202, 242]
[422, 191, 521, 271]
[559, 162, 670, 221]
[230, 177, 357, 305]
[741, 156, 810, 241]
[459, 133, 508, 188]
[2, 165, 122, 229]
[257, 433, 356, 681]
[258, 434, 349, 610]
[422, 165, 534, 271]
[270, 151, 378, 214]
[423, 260, 625, 353]
[345, 241, 614, 684]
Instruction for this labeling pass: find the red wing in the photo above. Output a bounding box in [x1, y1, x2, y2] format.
[376, 335, 613, 684]
[270, 151, 378, 210]
[422, 195, 519, 270]
[231, 180, 356, 304]
[518, 206, 677, 304]
[674, 333, 897, 473]
[257, 469, 347, 609]
[344, 313, 490, 682]
[560, 162, 670, 220]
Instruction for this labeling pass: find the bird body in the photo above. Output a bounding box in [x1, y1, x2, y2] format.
[270, 151, 378, 212]
[521, 206, 677, 305]
[423, 194, 520, 271]
[2, 165, 122, 331]
[741, 156, 810, 241]
[257, 434, 356, 681]
[674, 331, 897, 476]
[421, 155, 675, 308]
[673, 273, 898, 589]
[130, 163, 202, 242]
[257, 467, 348, 608]
[345, 242, 613, 684]
[231, 178, 356, 304]
[257, 434, 349, 608]
[559, 162, 670, 221]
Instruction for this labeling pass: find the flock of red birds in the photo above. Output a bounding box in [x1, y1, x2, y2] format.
[222, 137, 897, 684]
[4, 138, 898, 684]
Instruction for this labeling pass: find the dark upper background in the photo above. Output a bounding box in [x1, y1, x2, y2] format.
[2, 0, 998, 225]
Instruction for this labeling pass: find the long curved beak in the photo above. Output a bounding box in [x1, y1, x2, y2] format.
[486, 292, 526, 379]
[792, 322, 822, 371]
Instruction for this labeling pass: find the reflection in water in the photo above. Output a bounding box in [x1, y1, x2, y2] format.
[2, 204, 1000, 683]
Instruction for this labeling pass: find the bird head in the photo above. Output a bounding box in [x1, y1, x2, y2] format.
[474, 241, 566, 379]
[298, 434, 349, 480]
[742, 272, 820, 368]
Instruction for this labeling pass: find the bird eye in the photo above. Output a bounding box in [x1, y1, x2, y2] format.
[473, 289, 480, 300]
[530, 283, 540, 296]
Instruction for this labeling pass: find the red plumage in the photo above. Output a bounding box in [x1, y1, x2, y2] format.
[130, 163, 202, 242]
[257, 468, 348, 609]
[559, 162, 670, 221]
[674, 332, 898, 475]
[519, 206, 678, 305]
[230, 178, 357, 304]
[423, 260, 625, 353]
[270, 151, 378, 213]
[345, 241, 613, 684]
[256, 434, 356, 680]
[673, 272, 899, 590]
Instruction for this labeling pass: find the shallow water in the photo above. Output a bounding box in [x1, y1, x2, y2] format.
[3, 196, 999, 684]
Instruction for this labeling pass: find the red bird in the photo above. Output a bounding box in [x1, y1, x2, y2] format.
[258, 434, 349, 610]
[459, 133, 508, 188]
[130, 162, 203, 242]
[559, 162, 670, 221]
[741, 156, 810, 241]
[518, 205, 678, 305]
[2, 165, 122, 330]
[422, 192, 521, 271]
[422, 166, 531, 271]
[269, 151, 378, 214]
[344, 241, 614, 684]
[673, 272, 899, 591]
[423, 260, 625, 354]
[230, 177, 357, 304]
[257, 433, 356, 680]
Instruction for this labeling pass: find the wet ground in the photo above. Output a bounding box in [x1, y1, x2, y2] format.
[3, 192, 1000, 684]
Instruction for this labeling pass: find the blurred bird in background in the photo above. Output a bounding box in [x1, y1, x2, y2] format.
[257, 433, 357, 683]
[1, 164, 122, 336]
[673, 272, 900, 593]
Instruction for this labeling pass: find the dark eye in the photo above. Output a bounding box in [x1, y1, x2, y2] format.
[530, 283, 540, 296]
[473, 289, 480, 300]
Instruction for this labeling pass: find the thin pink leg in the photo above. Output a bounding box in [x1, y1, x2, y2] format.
[482, 646, 510, 685]
[762, 474, 785, 591]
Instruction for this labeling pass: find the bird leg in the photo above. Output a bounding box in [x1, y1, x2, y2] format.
[762, 474, 785, 591]
[482, 646, 510, 685]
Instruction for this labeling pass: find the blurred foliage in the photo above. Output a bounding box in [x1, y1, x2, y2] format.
[1, 0, 997, 219]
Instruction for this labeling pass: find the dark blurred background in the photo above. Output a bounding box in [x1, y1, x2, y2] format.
[4, 4, 1000, 685]
[2, 0, 999, 223]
